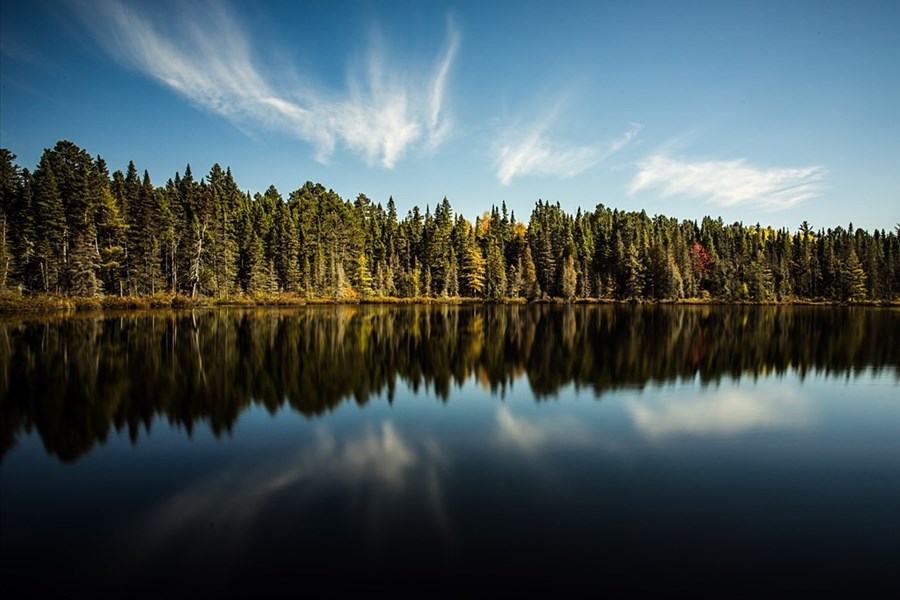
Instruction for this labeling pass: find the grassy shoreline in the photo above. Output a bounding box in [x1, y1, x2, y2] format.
[0, 291, 897, 314]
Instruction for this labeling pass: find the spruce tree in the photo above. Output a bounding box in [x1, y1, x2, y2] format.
[561, 255, 577, 301]
[0, 150, 20, 289]
[32, 155, 65, 291]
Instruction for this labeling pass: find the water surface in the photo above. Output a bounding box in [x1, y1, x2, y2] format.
[2, 305, 898, 594]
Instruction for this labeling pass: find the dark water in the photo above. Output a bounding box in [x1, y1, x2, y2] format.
[1, 305, 898, 595]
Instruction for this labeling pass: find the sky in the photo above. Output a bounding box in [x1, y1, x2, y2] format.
[1, 0, 898, 231]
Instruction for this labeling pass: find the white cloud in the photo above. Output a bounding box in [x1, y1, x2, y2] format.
[426, 16, 460, 150]
[629, 153, 826, 210]
[496, 405, 546, 450]
[81, 0, 458, 168]
[495, 405, 591, 452]
[602, 122, 642, 160]
[625, 388, 811, 439]
[495, 121, 640, 185]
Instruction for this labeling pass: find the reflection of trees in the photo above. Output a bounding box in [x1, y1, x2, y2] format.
[1, 306, 897, 462]
[525, 306, 900, 396]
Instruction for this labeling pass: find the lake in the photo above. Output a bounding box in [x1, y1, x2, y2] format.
[1, 305, 898, 594]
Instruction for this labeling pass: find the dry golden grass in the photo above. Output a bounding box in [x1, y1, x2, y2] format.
[0, 290, 895, 314]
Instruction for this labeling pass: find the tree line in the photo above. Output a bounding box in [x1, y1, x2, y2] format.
[1, 140, 898, 303]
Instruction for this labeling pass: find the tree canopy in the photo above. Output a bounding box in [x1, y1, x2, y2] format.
[1, 141, 897, 303]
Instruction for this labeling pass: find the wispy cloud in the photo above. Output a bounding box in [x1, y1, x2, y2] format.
[495, 405, 591, 453]
[602, 123, 642, 160]
[495, 118, 640, 186]
[625, 388, 811, 440]
[78, 0, 458, 168]
[629, 153, 826, 210]
[426, 16, 460, 150]
[123, 421, 452, 570]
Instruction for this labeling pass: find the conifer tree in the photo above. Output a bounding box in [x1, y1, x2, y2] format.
[485, 239, 507, 300]
[462, 224, 485, 297]
[522, 244, 540, 300]
[32, 154, 65, 291]
[0, 150, 20, 289]
[561, 254, 577, 301]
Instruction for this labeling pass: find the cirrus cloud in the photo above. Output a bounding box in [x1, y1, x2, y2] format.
[495, 120, 640, 186]
[76, 0, 459, 168]
[629, 153, 827, 210]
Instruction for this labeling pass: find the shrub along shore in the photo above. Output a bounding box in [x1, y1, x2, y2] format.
[1, 292, 896, 314]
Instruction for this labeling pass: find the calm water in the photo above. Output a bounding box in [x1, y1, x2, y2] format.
[1, 305, 898, 594]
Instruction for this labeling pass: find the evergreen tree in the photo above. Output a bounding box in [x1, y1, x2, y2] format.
[484, 239, 507, 300]
[624, 242, 643, 300]
[127, 171, 161, 295]
[0, 150, 20, 289]
[561, 254, 577, 301]
[521, 244, 540, 300]
[32, 154, 65, 291]
[95, 158, 127, 295]
[355, 252, 375, 297]
[276, 201, 300, 292]
[841, 245, 868, 302]
[461, 223, 485, 297]
[12, 169, 37, 290]
[206, 165, 239, 297]
[446, 247, 459, 297]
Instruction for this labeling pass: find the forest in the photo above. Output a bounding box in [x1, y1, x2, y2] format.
[0, 140, 898, 304]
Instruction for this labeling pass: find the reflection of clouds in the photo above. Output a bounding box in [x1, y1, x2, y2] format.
[289, 421, 418, 489]
[626, 388, 811, 439]
[497, 406, 545, 450]
[123, 421, 450, 571]
[495, 405, 590, 452]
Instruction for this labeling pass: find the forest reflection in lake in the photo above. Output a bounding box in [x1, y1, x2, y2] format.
[2, 304, 897, 461]
[1, 305, 898, 594]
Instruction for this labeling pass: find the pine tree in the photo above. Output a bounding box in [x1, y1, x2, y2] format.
[447, 247, 459, 297]
[95, 158, 126, 295]
[355, 252, 374, 297]
[0, 150, 20, 289]
[507, 260, 522, 298]
[12, 169, 37, 291]
[68, 225, 101, 296]
[561, 254, 577, 301]
[206, 165, 239, 297]
[522, 244, 540, 300]
[484, 239, 507, 300]
[668, 253, 685, 299]
[405, 262, 422, 298]
[842, 246, 868, 302]
[462, 225, 485, 297]
[748, 248, 774, 301]
[624, 242, 643, 300]
[276, 202, 300, 292]
[32, 155, 65, 291]
[128, 171, 161, 295]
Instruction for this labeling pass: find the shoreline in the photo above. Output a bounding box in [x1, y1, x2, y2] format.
[1, 292, 897, 314]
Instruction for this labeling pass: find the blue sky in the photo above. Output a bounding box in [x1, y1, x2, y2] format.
[1, 0, 898, 230]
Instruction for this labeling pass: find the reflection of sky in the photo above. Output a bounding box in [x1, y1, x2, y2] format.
[624, 387, 811, 439]
[485, 369, 899, 453]
[121, 420, 451, 573]
[492, 378, 815, 451]
[495, 405, 591, 452]
[2, 369, 897, 590]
